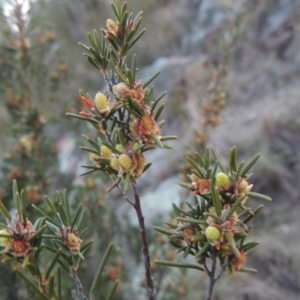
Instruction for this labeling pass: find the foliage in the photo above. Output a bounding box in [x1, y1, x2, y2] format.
[0, 1, 272, 300]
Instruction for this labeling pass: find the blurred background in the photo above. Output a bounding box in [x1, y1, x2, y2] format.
[0, 0, 300, 299]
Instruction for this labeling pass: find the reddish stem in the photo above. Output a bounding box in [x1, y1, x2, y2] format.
[132, 180, 155, 300]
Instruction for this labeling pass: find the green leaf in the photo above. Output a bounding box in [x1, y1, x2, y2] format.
[242, 204, 264, 224]
[0, 200, 11, 221]
[224, 232, 240, 259]
[245, 192, 272, 201]
[90, 242, 114, 295]
[151, 134, 164, 149]
[153, 226, 178, 236]
[15, 269, 48, 300]
[210, 147, 227, 173]
[123, 172, 131, 192]
[143, 70, 160, 88]
[227, 195, 246, 219]
[241, 241, 259, 252]
[151, 91, 167, 113]
[204, 147, 210, 169]
[195, 241, 210, 259]
[128, 28, 146, 50]
[105, 280, 119, 300]
[82, 134, 100, 151]
[80, 146, 100, 156]
[210, 181, 222, 217]
[71, 204, 83, 230]
[154, 104, 165, 121]
[176, 217, 207, 225]
[155, 260, 205, 271]
[229, 146, 237, 173]
[66, 113, 99, 125]
[240, 153, 260, 177]
[238, 267, 257, 273]
[187, 156, 205, 178]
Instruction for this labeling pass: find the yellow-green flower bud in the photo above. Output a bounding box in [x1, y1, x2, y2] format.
[100, 145, 113, 158]
[205, 226, 221, 241]
[119, 154, 132, 171]
[94, 92, 109, 112]
[110, 157, 120, 171]
[115, 144, 124, 152]
[215, 172, 230, 189]
[0, 229, 12, 246]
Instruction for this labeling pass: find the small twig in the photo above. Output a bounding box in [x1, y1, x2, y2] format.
[117, 184, 135, 206]
[132, 180, 155, 300]
[206, 247, 217, 300]
[72, 266, 88, 300]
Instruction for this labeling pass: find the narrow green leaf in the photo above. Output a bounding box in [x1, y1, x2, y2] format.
[45, 248, 62, 280]
[238, 267, 257, 273]
[229, 146, 237, 173]
[57, 202, 69, 226]
[176, 217, 207, 225]
[71, 205, 83, 231]
[44, 196, 57, 215]
[242, 204, 264, 224]
[0, 200, 11, 221]
[155, 260, 205, 272]
[153, 226, 177, 236]
[105, 280, 119, 300]
[172, 203, 182, 217]
[240, 153, 260, 177]
[187, 156, 205, 178]
[151, 91, 167, 113]
[245, 192, 272, 201]
[211, 182, 222, 217]
[241, 241, 259, 252]
[224, 232, 240, 258]
[32, 205, 60, 228]
[29, 225, 47, 242]
[90, 242, 114, 295]
[80, 146, 101, 156]
[87, 32, 99, 52]
[93, 29, 102, 53]
[130, 53, 137, 83]
[154, 104, 165, 121]
[128, 28, 146, 50]
[15, 269, 48, 300]
[87, 56, 101, 70]
[66, 113, 99, 125]
[57, 267, 62, 300]
[236, 160, 245, 179]
[13, 180, 19, 212]
[143, 70, 160, 88]
[48, 275, 55, 299]
[204, 147, 210, 169]
[151, 134, 164, 149]
[195, 241, 210, 258]
[227, 195, 246, 219]
[210, 147, 226, 173]
[123, 173, 131, 192]
[82, 134, 100, 151]
[62, 190, 70, 223]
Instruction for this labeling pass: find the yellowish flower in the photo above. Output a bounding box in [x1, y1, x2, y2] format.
[0, 229, 12, 246]
[94, 92, 109, 113]
[215, 172, 231, 190]
[205, 226, 221, 241]
[100, 145, 113, 158]
[119, 154, 133, 172]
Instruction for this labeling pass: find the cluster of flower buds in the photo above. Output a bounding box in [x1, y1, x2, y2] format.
[155, 146, 271, 277]
[57, 226, 83, 253]
[89, 143, 146, 180]
[0, 210, 36, 257]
